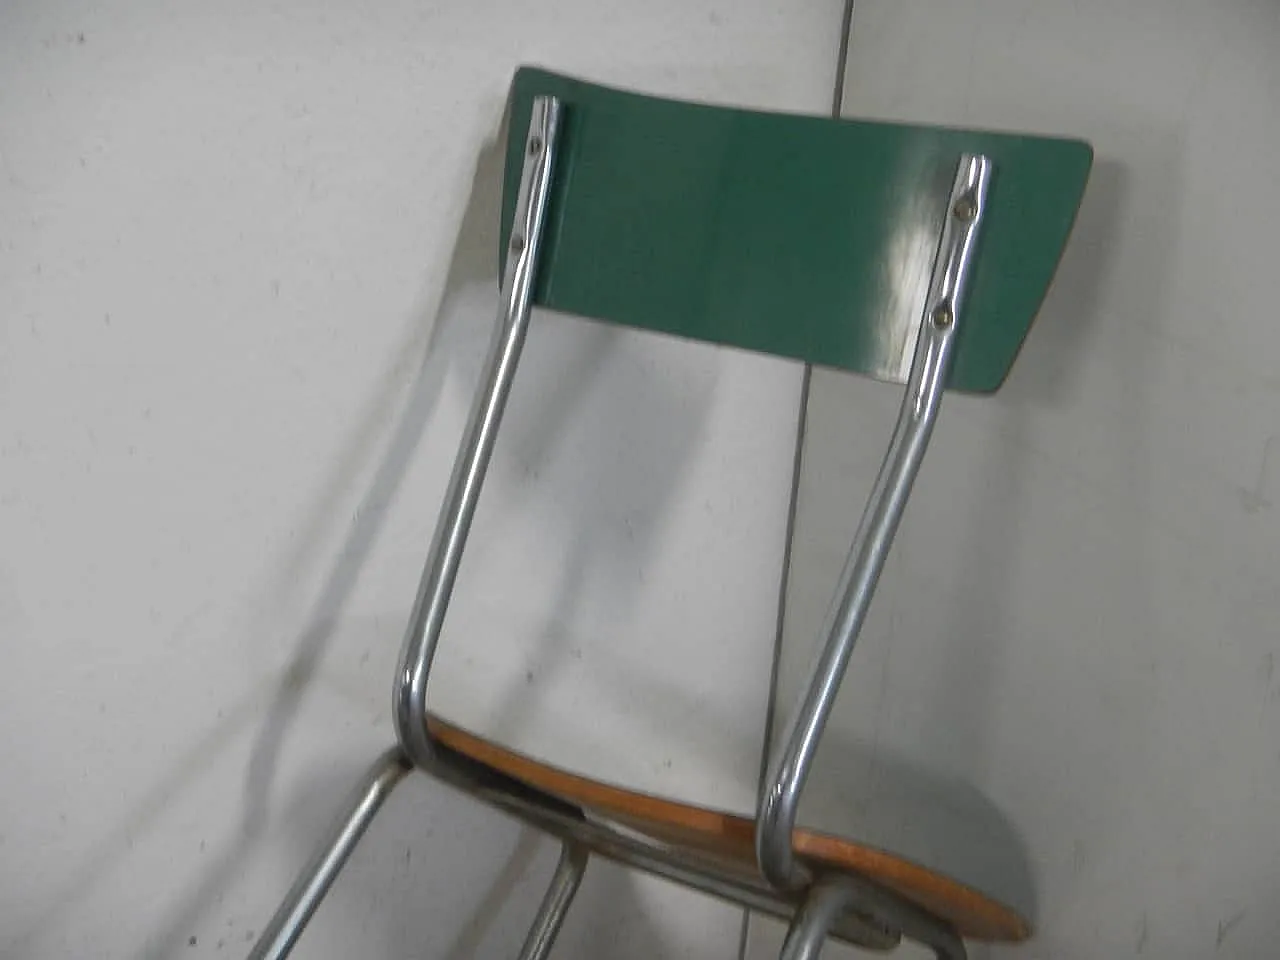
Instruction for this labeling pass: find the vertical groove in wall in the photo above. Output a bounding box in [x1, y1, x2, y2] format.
[830, 0, 856, 117]
[735, 2, 857, 956]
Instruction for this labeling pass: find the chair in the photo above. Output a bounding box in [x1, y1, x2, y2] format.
[248, 67, 1091, 960]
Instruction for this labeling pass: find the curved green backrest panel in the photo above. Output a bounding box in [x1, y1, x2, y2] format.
[501, 67, 1091, 393]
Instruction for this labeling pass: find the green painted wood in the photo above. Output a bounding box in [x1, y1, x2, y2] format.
[501, 67, 1092, 393]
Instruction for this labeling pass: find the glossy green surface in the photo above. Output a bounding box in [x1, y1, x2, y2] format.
[501, 67, 1091, 393]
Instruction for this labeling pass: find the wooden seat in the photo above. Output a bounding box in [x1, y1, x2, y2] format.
[428, 715, 1028, 943]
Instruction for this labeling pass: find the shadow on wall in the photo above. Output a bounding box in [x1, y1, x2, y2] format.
[266, 760, 727, 960]
[908, 150, 1158, 937]
[803, 724, 1037, 928]
[904, 158, 1134, 930]
[784, 154, 1135, 949]
[128, 105, 530, 958]
[237, 92, 518, 850]
[139, 82, 718, 954]
[451, 307, 717, 757]
[1007, 158, 1128, 411]
[979, 131, 1183, 950]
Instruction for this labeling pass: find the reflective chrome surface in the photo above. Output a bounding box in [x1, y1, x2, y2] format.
[245, 737, 910, 959]
[780, 872, 967, 960]
[247, 749, 411, 960]
[392, 96, 562, 767]
[836, 873, 967, 960]
[780, 877, 864, 960]
[868, 165, 958, 384]
[517, 841, 589, 960]
[756, 154, 994, 889]
[461, 785, 900, 953]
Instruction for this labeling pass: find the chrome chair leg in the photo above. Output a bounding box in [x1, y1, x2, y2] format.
[517, 841, 589, 960]
[757, 154, 994, 890]
[778, 877, 858, 960]
[775, 872, 966, 960]
[248, 748, 411, 960]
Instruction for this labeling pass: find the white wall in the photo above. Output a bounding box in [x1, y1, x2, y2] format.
[750, 2, 1280, 958]
[0, 2, 845, 957]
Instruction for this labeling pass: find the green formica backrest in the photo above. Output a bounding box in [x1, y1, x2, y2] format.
[500, 67, 1092, 393]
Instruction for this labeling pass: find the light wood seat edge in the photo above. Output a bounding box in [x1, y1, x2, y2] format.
[427, 715, 1029, 942]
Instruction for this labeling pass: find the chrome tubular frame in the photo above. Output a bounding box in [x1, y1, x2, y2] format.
[780, 873, 966, 960]
[248, 118, 989, 959]
[393, 94, 563, 770]
[439, 756, 902, 954]
[756, 155, 994, 891]
[248, 737, 927, 960]
[248, 749, 412, 960]
[780, 877, 869, 960]
[517, 842, 590, 960]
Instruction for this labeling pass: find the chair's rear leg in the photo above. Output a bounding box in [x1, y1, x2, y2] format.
[248, 748, 412, 960]
[517, 841, 589, 960]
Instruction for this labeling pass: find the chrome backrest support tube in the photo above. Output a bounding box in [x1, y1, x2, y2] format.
[756, 155, 994, 889]
[393, 97, 562, 766]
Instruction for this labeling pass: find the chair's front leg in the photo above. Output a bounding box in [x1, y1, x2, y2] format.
[778, 877, 861, 960]
[248, 748, 412, 960]
[756, 153, 994, 890]
[517, 841, 589, 960]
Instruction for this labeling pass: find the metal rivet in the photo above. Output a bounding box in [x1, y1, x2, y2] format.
[932, 303, 953, 328]
[528, 136, 542, 156]
[510, 234, 525, 253]
[953, 195, 977, 222]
